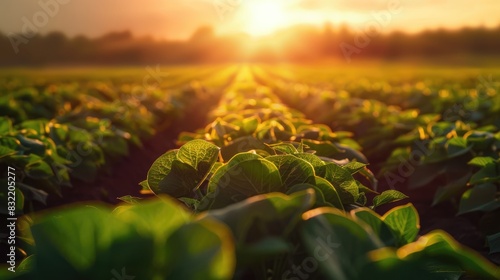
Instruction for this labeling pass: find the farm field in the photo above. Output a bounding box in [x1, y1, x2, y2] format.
[1, 63, 499, 279]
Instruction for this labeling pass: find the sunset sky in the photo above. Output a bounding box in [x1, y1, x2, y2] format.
[1, 0, 499, 39]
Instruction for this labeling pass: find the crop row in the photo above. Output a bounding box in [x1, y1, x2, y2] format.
[252, 66, 500, 255]
[5, 70, 499, 279]
[0, 66, 241, 216]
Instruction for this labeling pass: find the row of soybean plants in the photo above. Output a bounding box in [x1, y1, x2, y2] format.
[0, 75, 212, 215]
[253, 65, 500, 256]
[4, 82, 499, 280]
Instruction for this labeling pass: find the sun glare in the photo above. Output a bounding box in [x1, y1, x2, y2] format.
[242, 2, 289, 36]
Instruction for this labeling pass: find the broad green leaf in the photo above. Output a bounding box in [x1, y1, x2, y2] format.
[314, 176, 343, 209]
[469, 157, 496, 168]
[301, 207, 384, 280]
[176, 139, 220, 174]
[18, 120, 47, 134]
[241, 116, 259, 134]
[334, 143, 368, 163]
[372, 190, 408, 208]
[237, 237, 291, 262]
[200, 190, 314, 265]
[207, 152, 262, 193]
[382, 203, 420, 245]
[266, 155, 315, 189]
[458, 183, 500, 215]
[316, 163, 359, 204]
[16, 135, 46, 156]
[0, 136, 21, 150]
[469, 163, 500, 185]
[268, 143, 298, 154]
[30, 205, 156, 279]
[206, 158, 283, 209]
[287, 183, 328, 207]
[445, 137, 472, 158]
[158, 159, 199, 197]
[163, 220, 235, 280]
[220, 136, 272, 161]
[17, 182, 48, 205]
[367, 231, 500, 280]
[0, 116, 13, 134]
[225, 152, 262, 167]
[117, 195, 142, 204]
[342, 161, 368, 175]
[99, 136, 129, 157]
[26, 160, 54, 180]
[0, 145, 17, 159]
[352, 208, 397, 246]
[114, 196, 191, 238]
[294, 152, 325, 167]
[302, 139, 342, 157]
[146, 150, 178, 192]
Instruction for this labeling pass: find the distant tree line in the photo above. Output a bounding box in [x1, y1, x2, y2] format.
[1, 24, 500, 66]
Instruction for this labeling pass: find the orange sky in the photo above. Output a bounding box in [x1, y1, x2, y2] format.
[1, 0, 499, 39]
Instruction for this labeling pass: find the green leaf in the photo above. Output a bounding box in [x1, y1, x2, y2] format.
[117, 195, 142, 204]
[367, 231, 500, 280]
[287, 183, 328, 207]
[30, 204, 155, 279]
[316, 163, 359, 204]
[176, 139, 220, 175]
[458, 183, 500, 214]
[294, 153, 325, 167]
[314, 176, 343, 209]
[266, 155, 315, 189]
[17, 182, 48, 205]
[16, 135, 46, 156]
[0, 145, 17, 159]
[18, 119, 47, 134]
[27, 160, 55, 180]
[301, 207, 383, 280]
[0, 117, 13, 134]
[241, 116, 259, 134]
[268, 143, 298, 154]
[372, 190, 408, 208]
[352, 208, 397, 246]
[301, 139, 342, 157]
[469, 157, 496, 168]
[205, 158, 283, 209]
[114, 196, 191, 237]
[220, 136, 272, 162]
[147, 150, 178, 191]
[201, 190, 314, 243]
[446, 137, 472, 158]
[469, 163, 500, 185]
[99, 135, 129, 157]
[158, 160, 199, 197]
[382, 203, 420, 245]
[342, 161, 368, 175]
[163, 220, 235, 280]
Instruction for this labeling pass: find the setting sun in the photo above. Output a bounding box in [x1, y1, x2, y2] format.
[241, 2, 289, 36]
